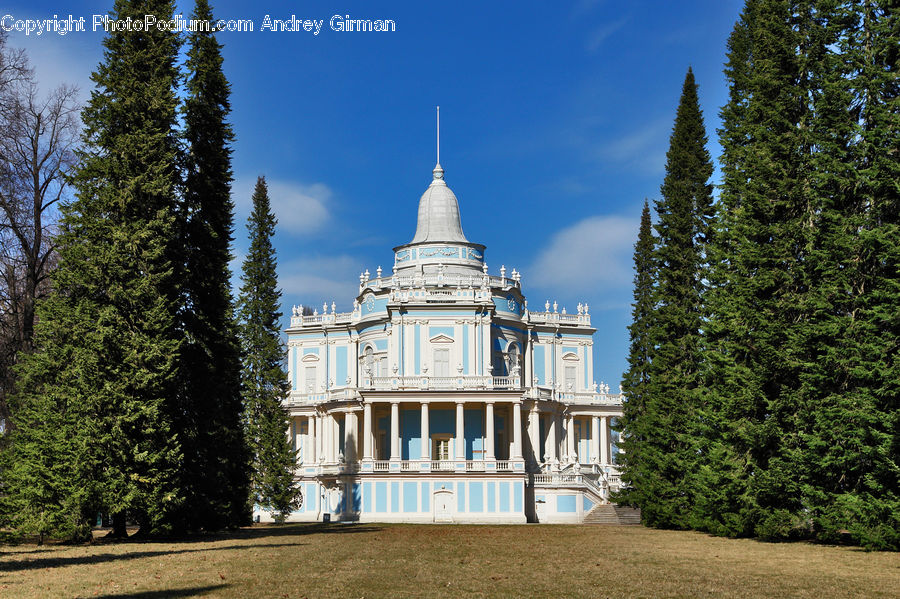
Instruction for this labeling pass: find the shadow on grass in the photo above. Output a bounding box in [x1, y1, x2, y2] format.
[95, 584, 227, 598]
[0, 542, 302, 574]
[1, 523, 382, 574]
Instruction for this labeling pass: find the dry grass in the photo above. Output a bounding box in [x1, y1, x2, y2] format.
[1, 523, 897, 598]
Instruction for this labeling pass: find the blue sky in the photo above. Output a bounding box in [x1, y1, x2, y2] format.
[6, 0, 743, 386]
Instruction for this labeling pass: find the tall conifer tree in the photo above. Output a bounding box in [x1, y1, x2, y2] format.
[616, 200, 656, 509]
[10, 0, 184, 538]
[180, 0, 249, 530]
[630, 69, 715, 528]
[238, 177, 299, 522]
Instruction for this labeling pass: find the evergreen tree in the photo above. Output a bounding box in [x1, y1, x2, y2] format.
[706, 0, 816, 540]
[9, 0, 184, 538]
[625, 69, 715, 528]
[238, 177, 299, 522]
[179, 0, 249, 530]
[615, 200, 656, 509]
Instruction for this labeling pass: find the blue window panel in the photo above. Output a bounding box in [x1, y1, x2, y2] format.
[558, 494, 577, 512]
[307, 483, 316, 512]
[401, 408, 421, 461]
[291, 348, 298, 390]
[457, 481, 466, 513]
[421, 482, 430, 512]
[462, 326, 469, 374]
[403, 482, 417, 513]
[534, 345, 545, 385]
[470, 482, 484, 512]
[391, 482, 400, 513]
[303, 347, 319, 355]
[583, 346, 589, 388]
[428, 326, 454, 338]
[583, 496, 595, 513]
[375, 482, 387, 512]
[514, 482, 523, 513]
[499, 482, 510, 512]
[335, 346, 347, 386]
[414, 324, 421, 374]
[374, 338, 388, 351]
[352, 483, 361, 512]
[363, 482, 372, 513]
[487, 482, 496, 512]
[464, 408, 484, 460]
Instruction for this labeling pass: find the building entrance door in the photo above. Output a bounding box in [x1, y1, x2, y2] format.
[433, 487, 454, 523]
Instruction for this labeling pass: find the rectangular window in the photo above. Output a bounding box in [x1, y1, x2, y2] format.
[434, 438, 451, 461]
[434, 348, 450, 377]
[305, 366, 317, 391]
[565, 365, 576, 391]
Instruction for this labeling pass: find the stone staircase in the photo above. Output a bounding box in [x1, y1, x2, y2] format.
[583, 504, 641, 525]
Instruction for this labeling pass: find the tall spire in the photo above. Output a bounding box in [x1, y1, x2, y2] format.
[433, 106, 443, 180]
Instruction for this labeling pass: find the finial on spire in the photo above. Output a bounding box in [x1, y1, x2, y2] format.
[433, 106, 444, 180]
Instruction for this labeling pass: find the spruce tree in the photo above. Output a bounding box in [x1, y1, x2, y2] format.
[615, 200, 656, 509]
[10, 0, 184, 538]
[631, 69, 715, 528]
[238, 177, 299, 522]
[180, 0, 249, 530]
[705, 0, 816, 540]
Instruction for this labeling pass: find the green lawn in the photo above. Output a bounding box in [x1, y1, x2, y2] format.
[1, 523, 897, 598]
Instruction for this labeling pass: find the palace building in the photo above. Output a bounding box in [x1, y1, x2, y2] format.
[272, 123, 625, 524]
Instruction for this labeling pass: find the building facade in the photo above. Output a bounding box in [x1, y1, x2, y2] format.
[274, 155, 624, 524]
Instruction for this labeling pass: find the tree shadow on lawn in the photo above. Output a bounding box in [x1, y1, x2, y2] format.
[1, 523, 382, 574]
[94, 584, 228, 598]
[0, 541, 302, 574]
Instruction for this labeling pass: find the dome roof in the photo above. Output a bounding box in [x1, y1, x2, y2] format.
[410, 164, 469, 244]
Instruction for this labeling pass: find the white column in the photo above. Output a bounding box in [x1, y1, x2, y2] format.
[420, 402, 430, 460]
[324, 413, 333, 463]
[363, 402, 373, 460]
[390, 402, 400, 461]
[600, 416, 609, 465]
[547, 412, 557, 462]
[592, 416, 600, 464]
[482, 316, 491, 375]
[455, 402, 465, 460]
[315, 414, 322, 461]
[512, 401, 523, 459]
[307, 415, 317, 463]
[344, 412, 356, 462]
[566, 415, 575, 463]
[485, 402, 495, 460]
[527, 407, 539, 465]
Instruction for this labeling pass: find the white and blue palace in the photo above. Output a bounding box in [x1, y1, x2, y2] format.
[273, 121, 625, 524]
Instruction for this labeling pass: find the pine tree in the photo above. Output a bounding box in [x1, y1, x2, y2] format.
[615, 200, 656, 509]
[627, 69, 715, 528]
[179, 0, 249, 531]
[9, 0, 184, 538]
[238, 177, 299, 522]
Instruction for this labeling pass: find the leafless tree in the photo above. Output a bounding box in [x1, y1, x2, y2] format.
[0, 34, 80, 431]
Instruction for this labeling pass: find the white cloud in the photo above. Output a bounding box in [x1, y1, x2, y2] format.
[527, 215, 638, 296]
[278, 255, 364, 311]
[233, 177, 332, 235]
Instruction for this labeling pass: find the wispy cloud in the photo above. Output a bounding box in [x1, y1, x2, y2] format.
[233, 177, 333, 235]
[594, 117, 670, 176]
[585, 17, 629, 52]
[527, 215, 638, 297]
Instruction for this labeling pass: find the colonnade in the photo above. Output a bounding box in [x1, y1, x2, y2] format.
[296, 401, 615, 468]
